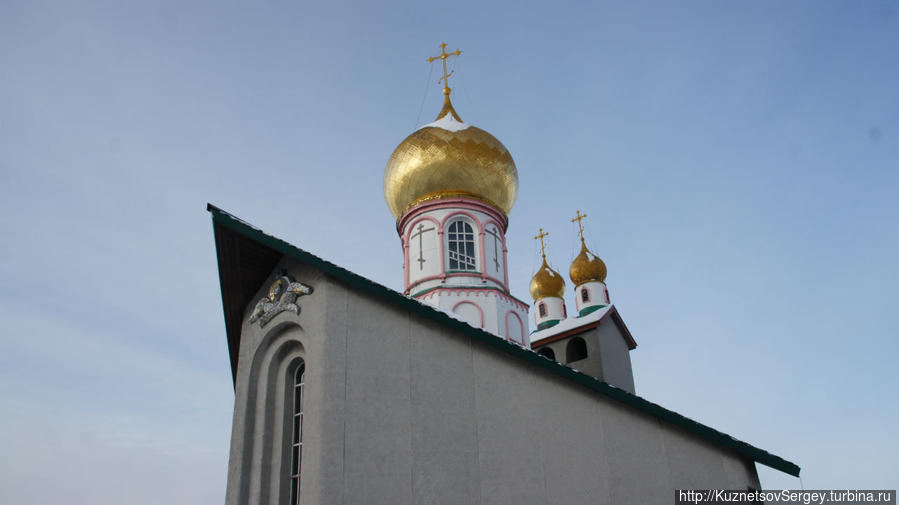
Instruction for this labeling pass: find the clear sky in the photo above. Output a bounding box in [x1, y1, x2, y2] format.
[1, 1, 897, 502]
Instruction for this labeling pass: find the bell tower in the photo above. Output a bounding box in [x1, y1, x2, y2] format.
[529, 211, 636, 393]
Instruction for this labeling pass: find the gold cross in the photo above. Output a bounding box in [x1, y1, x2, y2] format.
[571, 210, 588, 243]
[427, 43, 462, 93]
[534, 228, 549, 259]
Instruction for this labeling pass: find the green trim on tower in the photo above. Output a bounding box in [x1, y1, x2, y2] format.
[537, 319, 561, 330]
[207, 203, 801, 478]
[578, 304, 607, 317]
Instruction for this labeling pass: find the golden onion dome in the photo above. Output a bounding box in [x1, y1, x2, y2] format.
[384, 92, 518, 219]
[569, 240, 607, 286]
[529, 257, 566, 301]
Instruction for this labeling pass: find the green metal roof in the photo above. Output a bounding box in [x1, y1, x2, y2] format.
[208, 203, 800, 478]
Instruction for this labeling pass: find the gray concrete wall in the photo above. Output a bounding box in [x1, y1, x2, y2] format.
[224, 261, 760, 505]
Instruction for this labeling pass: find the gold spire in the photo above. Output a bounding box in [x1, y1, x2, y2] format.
[530, 228, 565, 300]
[568, 211, 607, 285]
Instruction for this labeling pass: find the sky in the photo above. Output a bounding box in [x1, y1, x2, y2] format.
[1, 0, 897, 502]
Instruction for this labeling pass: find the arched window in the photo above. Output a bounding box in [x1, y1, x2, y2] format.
[581, 287, 590, 303]
[447, 220, 477, 271]
[234, 330, 304, 505]
[566, 337, 588, 363]
[538, 302, 547, 317]
[289, 361, 305, 505]
[537, 347, 556, 361]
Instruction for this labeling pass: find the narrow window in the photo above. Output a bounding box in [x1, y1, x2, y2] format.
[537, 347, 556, 361]
[566, 337, 588, 363]
[538, 302, 547, 317]
[581, 287, 590, 303]
[447, 220, 477, 271]
[289, 362, 305, 505]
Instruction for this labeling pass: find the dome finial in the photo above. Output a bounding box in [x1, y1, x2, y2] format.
[534, 227, 550, 260]
[572, 209, 588, 245]
[427, 43, 463, 121]
[427, 42, 462, 96]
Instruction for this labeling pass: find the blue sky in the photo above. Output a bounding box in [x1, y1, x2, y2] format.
[1, 1, 897, 502]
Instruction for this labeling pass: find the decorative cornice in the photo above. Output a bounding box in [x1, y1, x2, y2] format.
[411, 285, 530, 310]
[397, 197, 508, 235]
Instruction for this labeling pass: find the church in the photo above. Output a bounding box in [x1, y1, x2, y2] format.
[209, 45, 799, 505]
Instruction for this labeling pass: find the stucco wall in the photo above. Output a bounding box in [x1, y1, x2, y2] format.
[225, 261, 760, 505]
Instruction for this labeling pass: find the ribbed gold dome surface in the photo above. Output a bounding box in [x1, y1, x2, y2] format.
[384, 96, 518, 219]
[529, 258, 566, 300]
[569, 241, 607, 285]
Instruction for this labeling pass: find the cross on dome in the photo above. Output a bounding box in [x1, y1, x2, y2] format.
[427, 43, 462, 95]
[572, 210, 588, 244]
[534, 228, 549, 259]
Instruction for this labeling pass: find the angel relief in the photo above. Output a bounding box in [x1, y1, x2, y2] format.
[249, 273, 313, 327]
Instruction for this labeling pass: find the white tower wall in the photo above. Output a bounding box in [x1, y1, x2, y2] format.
[574, 280, 610, 315]
[398, 198, 529, 344]
[532, 296, 566, 330]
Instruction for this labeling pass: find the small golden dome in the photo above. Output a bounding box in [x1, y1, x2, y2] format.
[384, 94, 518, 219]
[569, 241, 607, 285]
[529, 258, 566, 300]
